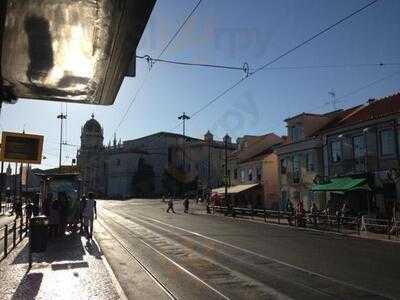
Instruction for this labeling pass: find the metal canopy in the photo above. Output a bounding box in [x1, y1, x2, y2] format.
[0, 0, 156, 105]
[311, 177, 368, 192]
[212, 183, 260, 195]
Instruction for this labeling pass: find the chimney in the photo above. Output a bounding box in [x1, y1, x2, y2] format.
[367, 98, 375, 104]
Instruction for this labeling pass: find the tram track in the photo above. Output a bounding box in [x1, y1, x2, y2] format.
[96, 218, 178, 300]
[98, 213, 233, 300]
[101, 207, 394, 300]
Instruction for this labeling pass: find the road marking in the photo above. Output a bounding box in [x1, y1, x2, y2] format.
[99, 213, 231, 300]
[123, 211, 394, 300]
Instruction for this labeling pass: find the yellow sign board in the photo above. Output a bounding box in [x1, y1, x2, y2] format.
[0, 132, 44, 164]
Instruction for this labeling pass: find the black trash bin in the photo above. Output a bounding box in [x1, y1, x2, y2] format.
[30, 215, 49, 253]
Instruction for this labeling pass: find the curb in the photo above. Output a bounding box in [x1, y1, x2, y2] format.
[92, 236, 128, 300]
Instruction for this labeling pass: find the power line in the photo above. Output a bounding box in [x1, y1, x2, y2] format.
[136, 54, 250, 74]
[252, 0, 380, 74]
[114, 0, 204, 133]
[189, 0, 380, 120]
[137, 54, 400, 73]
[310, 70, 400, 112]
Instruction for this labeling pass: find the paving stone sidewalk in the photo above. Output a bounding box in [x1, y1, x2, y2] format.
[0, 234, 120, 300]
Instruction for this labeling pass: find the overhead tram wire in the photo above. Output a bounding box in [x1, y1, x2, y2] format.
[189, 0, 380, 120]
[114, 0, 204, 134]
[136, 54, 400, 73]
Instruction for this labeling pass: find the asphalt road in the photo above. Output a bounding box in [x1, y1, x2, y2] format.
[96, 199, 400, 300]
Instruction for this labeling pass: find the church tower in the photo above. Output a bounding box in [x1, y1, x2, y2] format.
[80, 113, 104, 150]
[77, 114, 105, 196]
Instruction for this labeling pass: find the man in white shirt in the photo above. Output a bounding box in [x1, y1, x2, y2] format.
[83, 192, 97, 241]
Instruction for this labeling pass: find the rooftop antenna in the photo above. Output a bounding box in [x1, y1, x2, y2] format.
[328, 90, 337, 110]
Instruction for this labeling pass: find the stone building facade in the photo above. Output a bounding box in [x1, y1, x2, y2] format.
[77, 116, 237, 198]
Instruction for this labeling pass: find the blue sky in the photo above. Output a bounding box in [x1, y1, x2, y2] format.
[1, 0, 399, 169]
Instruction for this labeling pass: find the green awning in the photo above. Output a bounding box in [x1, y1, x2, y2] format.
[311, 177, 368, 192]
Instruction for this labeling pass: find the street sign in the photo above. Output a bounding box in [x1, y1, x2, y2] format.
[0, 132, 44, 164]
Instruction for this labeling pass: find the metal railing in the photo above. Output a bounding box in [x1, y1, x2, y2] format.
[210, 206, 399, 240]
[0, 216, 28, 260]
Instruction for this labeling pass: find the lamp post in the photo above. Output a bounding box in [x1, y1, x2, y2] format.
[178, 112, 190, 172]
[57, 113, 67, 168]
[224, 134, 229, 207]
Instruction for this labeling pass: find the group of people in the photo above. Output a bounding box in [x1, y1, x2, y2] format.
[164, 194, 191, 213]
[47, 191, 97, 241]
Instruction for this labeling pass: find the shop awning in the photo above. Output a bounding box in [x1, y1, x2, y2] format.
[311, 177, 368, 192]
[212, 183, 259, 195]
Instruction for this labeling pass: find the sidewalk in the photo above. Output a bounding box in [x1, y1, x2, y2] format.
[190, 201, 400, 243]
[0, 234, 121, 300]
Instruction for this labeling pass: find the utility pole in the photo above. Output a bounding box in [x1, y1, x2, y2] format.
[178, 112, 190, 172]
[57, 113, 67, 168]
[224, 134, 228, 206]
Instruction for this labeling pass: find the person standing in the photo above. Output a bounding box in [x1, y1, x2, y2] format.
[166, 195, 175, 213]
[83, 192, 96, 242]
[25, 201, 33, 226]
[183, 197, 189, 213]
[14, 199, 22, 220]
[48, 199, 60, 238]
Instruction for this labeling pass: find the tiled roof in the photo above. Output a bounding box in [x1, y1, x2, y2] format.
[317, 92, 400, 133]
[336, 93, 400, 126]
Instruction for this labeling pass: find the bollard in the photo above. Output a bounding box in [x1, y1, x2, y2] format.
[357, 217, 360, 235]
[4, 225, 8, 257]
[264, 209, 267, 222]
[13, 221, 16, 249]
[278, 210, 281, 224]
[337, 216, 341, 233]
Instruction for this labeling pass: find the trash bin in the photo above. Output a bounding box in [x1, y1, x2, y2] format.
[30, 215, 49, 253]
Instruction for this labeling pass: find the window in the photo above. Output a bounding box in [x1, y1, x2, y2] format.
[330, 141, 342, 162]
[292, 155, 301, 183]
[290, 124, 303, 142]
[305, 152, 314, 172]
[380, 129, 396, 156]
[248, 168, 253, 181]
[280, 159, 287, 174]
[234, 168, 238, 179]
[292, 155, 300, 174]
[353, 135, 366, 158]
[116, 158, 121, 166]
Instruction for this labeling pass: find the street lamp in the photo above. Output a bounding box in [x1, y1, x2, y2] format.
[0, 0, 156, 105]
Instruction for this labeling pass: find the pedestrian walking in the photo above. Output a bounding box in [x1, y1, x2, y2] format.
[83, 192, 96, 242]
[166, 195, 175, 213]
[183, 197, 189, 213]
